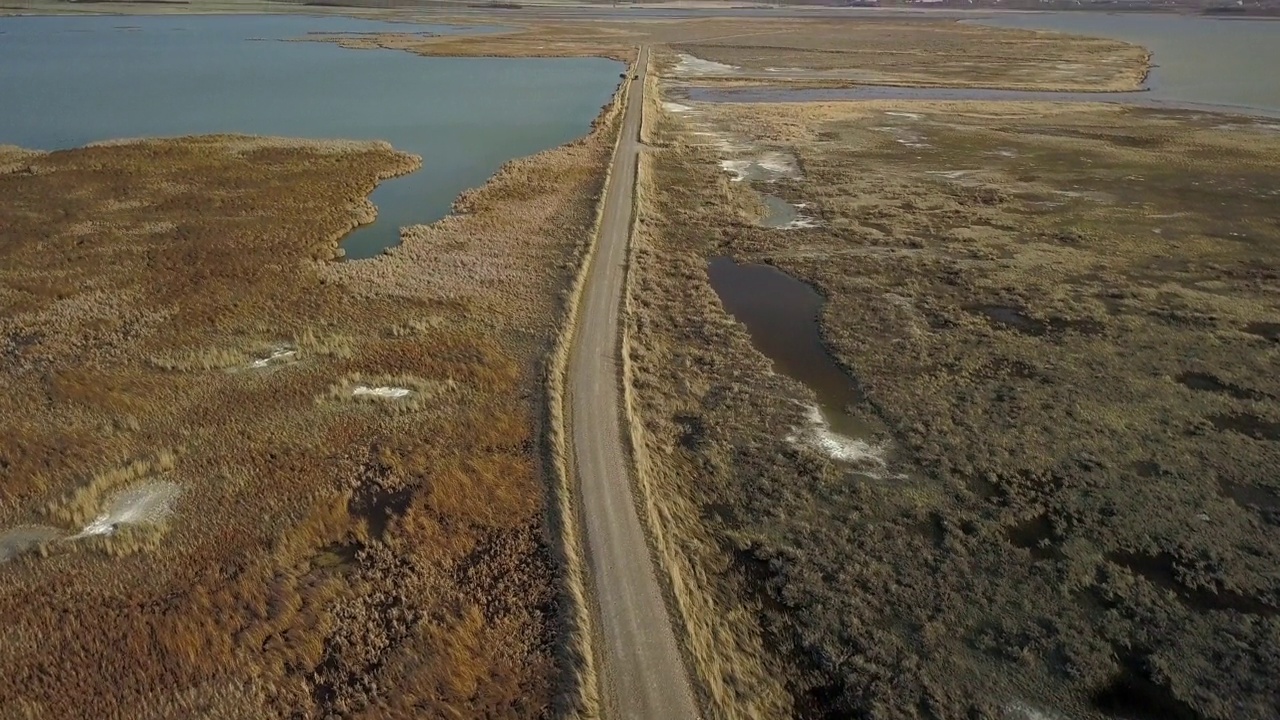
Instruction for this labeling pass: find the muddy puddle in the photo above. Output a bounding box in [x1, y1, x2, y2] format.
[706, 257, 880, 443]
[760, 195, 797, 228]
[759, 194, 818, 230]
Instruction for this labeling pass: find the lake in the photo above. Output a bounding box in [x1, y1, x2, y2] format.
[0, 15, 622, 258]
[976, 13, 1280, 116]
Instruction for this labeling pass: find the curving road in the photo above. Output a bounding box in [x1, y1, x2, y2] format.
[566, 46, 700, 720]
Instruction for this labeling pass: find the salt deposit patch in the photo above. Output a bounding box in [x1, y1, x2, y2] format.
[718, 151, 801, 183]
[875, 125, 931, 148]
[352, 385, 412, 399]
[662, 101, 694, 114]
[885, 111, 923, 120]
[690, 131, 747, 155]
[248, 347, 297, 369]
[71, 481, 180, 539]
[720, 159, 752, 182]
[757, 151, 798, 175]
[1003, 700, 1067, 720]
[760, 195, 817, 230]
[1214, 122, 1280, 133]
[1054, 189, 1112, 202]
[675, 53, 738, 76]
[789, 405, 891, 477]
[782, 216, 820, 230]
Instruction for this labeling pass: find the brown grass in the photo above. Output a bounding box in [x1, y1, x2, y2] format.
[668, 20, 1149, 91]
[44, 451, 178, 529]
[302, 16, 1148, 92]
[0, 108, 619, 717]
[628, 90, 1280, 719]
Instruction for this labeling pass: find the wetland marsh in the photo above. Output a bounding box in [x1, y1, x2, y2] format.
[632, 57, 1280, 718]
[0, 13, 627, 717]
[4, 6, 1278, 718]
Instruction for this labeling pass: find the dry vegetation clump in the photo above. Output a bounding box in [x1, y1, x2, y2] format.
[631, 94, 1280, 719]
[0, 97, 619, 716]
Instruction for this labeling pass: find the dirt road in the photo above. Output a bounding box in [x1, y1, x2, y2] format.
[567, 46, 700, 719]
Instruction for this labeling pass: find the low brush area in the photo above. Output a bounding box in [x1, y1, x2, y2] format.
[0, 104, 616, 717]
[630, 89, 1280, 718]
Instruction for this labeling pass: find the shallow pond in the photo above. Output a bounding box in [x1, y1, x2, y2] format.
[760, 195, 797, 228]
[706, 256, 876, 442]
[0, 15, 622, 259]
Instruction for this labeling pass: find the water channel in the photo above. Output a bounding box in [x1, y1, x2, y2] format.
[0, 15, 622, 259]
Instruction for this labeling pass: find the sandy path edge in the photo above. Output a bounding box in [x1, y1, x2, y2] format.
[565, 45, 701, 720]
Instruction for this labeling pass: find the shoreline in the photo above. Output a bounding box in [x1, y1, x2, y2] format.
[0, 40, 627, 717]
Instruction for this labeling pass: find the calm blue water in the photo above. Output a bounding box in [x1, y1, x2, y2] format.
[975, 13, 1280, 117]
[0, 15, 622, 258]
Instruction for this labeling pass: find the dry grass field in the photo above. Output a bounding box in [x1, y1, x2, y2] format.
[305, 15, 1148, 92]
[627, 84, 1280, 719]
[0, 100, 618, 718]
[666, 21, 1148, 91]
